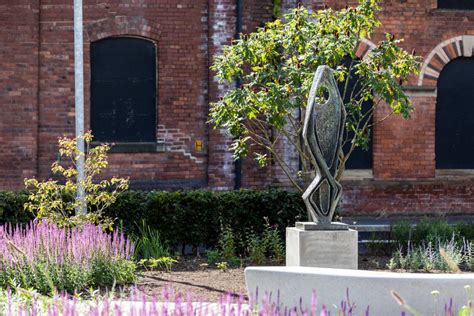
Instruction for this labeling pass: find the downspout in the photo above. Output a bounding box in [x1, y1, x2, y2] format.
[36, 0, 41, 179]
[205, 0, 211, 187]
[234, 0, 243, 190]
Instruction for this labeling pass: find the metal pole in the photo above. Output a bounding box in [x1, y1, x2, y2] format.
[74, 0, 86, 214]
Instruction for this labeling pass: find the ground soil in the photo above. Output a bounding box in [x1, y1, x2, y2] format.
[130, 255, 392, 302]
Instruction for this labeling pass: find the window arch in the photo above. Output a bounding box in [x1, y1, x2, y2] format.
[91, 37, 157, 143]
[436, 57, 474, 169]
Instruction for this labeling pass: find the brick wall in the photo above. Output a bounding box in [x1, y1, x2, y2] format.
[0, 2, 39, 189]
[0, 0, 473, 216]
[37, 1, 211, 188]
[278, 0, 474, 215]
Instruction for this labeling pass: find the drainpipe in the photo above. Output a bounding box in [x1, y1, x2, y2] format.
[234, 0, 243, 190]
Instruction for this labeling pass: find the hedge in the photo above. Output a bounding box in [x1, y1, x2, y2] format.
[0, 189, 306, 250]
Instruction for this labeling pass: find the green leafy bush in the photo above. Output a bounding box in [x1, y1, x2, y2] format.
[0, 189, 305, 254]
[24, 132, 129, 230]
[206, 250, 221, 265]
[105, 189, 305, 253]
[246, 232, 267, 265]
[0, 191, 33, 225]
[391, 219, 474, 246]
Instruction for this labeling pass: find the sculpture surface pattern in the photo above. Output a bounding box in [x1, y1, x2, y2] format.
[302, 65, 346, 224]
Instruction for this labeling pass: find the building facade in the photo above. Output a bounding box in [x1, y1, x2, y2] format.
[0, 0, 473, 216]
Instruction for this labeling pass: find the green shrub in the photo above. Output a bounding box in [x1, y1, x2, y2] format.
[392, 219, 474, 247]
[246, 232, 266, 265]
[263, 223, 285, 263]
[0, 191, 33, 224]
[24, 132, 128, 230]
[132, 220, 171, 260]
[206, 250, 220, 265]
[105, 189, 305, 253]
[0, 188, 305, 254]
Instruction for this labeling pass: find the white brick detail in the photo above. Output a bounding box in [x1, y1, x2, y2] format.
[462, 35, 474, 57]
[157, 125, 204, 164]
[418, 35, 467, 86]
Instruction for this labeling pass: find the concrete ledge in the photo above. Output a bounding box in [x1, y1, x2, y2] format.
[245, 266, 474, 315]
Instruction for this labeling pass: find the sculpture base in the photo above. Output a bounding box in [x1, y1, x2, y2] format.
[286, 225, 358, 269]
[295, 221, 349, 231]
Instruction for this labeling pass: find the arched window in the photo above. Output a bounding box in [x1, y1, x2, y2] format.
[436, 57, 474, 169]
[339, 58, 373, 170]
[91, 37, 157, 143]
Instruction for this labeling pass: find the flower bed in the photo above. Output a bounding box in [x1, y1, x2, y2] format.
[0, 221, 136, 295]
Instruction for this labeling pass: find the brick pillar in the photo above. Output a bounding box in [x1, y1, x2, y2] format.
[207, 0, 238, 190]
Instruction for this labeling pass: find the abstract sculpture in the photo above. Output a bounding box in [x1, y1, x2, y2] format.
[302, 65, 346, 225]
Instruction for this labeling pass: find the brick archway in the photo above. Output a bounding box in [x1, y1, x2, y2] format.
[418, 35, 474, 86]
[82, 16, 160, 141]
[85, 16, 159, 42]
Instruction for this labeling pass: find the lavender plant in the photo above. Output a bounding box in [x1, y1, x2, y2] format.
[2, 285, 474, 316]
[1, 286, 368, 316]
[464, 238, 474, 270]
[388, 238, 467, 272]
[0, 221, 136, 295]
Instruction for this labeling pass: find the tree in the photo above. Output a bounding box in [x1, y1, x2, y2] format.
[24, 132, 129, 229]
[209, 0, 421, 192]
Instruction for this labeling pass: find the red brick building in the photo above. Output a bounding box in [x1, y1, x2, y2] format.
[0, 0, 473, 216]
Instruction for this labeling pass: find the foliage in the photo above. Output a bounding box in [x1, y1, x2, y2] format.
[210, 1, 421, 190]
[216, 261, 229, 272]
[262, 220, 285, 263]
[391, 219, 474, 246]
[132, 220, 171, 260]
[0, 221, 135, 295]
[218, 225, 238, 261]
[272, 0, 282, 19]
[24, 132, 129, 229]
[0, 191, 32, 225]
[246, 232, 267, 265]
[245, 221, 285, 265]
[206, 249, 221, 265]
[464, 239, 474, 270]
[0, 189, 305, 254]
[138, 257, 177, 272]
[387, 238, 472, 272]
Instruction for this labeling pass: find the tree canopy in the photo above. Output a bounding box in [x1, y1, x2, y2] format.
[210, 0, 421, 191]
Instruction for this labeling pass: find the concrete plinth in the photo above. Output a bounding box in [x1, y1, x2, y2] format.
[286, 224, 358, 269]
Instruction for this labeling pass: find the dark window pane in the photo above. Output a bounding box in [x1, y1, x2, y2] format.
[438, 0, 474, 9]
[436, 57, 474, 169]
[339, 58, 373, 170]
[91, 37, 157, 142]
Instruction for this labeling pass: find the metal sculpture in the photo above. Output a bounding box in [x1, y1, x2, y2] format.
[302, 65, 346, 225]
